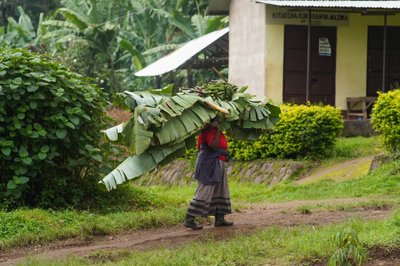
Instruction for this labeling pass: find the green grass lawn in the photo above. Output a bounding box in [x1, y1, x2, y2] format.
[328, 135, 384, 160]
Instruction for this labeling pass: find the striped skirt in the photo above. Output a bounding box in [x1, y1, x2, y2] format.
[187, 160, 232, 217]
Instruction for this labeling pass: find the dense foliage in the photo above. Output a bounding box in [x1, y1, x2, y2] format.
[0, 0, 226, 93]
[371, 89, 400, 154]
[0, 0, 59, 27]
[229, 104, 344, 160]
[0, 49, 111, 209]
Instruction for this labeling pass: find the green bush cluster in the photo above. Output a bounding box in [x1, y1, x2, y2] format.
[229, 104, 343, 160]
[0, 49, 112, 209]
[371, 89, 400, 154]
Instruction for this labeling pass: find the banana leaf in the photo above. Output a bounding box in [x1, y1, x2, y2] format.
[99, 141, 186, 191]
[102, 123, 124, 141]
[100, 82, 281, 191]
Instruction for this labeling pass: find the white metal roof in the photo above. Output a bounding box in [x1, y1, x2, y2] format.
[256, 0, 400, 9]
[135, 27, 229, 77]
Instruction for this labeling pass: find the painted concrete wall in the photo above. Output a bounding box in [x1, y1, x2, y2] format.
[228, 0, 267, 98]
[264, 9, 400, 109]
[265, 23, 284, 105]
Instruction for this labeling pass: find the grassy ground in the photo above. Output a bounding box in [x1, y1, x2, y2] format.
[0, 205, 186, 250]
[231, 159, 400, 203]
[1, 136, 397, 260]
[328, 136, 383, 160]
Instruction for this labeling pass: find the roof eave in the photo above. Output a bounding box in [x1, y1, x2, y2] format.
[208, 0, 230, 15]
[256, 0, 400, 11]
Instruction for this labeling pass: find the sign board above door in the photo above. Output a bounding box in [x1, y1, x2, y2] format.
[267, 7, 349, 26]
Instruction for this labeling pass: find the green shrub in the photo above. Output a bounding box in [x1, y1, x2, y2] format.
[227, 138, 260, 161]
[229, 104, 343, 160]
[0, 48, 112, 209]
[371, 89, 400, 154]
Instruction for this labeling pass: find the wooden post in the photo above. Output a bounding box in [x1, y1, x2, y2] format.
[212, 67, 228, 82]
[382, 13, 387, 92]
[187, 66, 193, 88]
[306, 9, 311, 103]
[155, 75, 161, 89]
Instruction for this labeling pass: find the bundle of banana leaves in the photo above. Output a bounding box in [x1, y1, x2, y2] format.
[100, 81, 280, 191]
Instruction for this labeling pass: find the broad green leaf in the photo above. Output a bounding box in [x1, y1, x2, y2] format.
[171, 94, 199, 108]
[248, 106, 259, 121]
[7, 180, 17, 190]
[16, 166, 28, 175]
[27, 86, 39, 92]
[38, 152, 47, 160]
[254, 106, 265, 120]
[17, 113, 25, 120]
[33, 123, 42, 130]
[69, 116, 80, 125]
[21, 157, 33, 165]
[18, 146, 28, 157]
[100, 142, 185, 191]
[124, 91, 166, 109]
[14, 176, 29, 185]
[30, 102, 38, 109]
[134, 126, 153, 155]
[56, 129, 67, 139]
[91, 154, 103, 162]
[177, 112, 197, 133]
[2, 147, 11, 156]
[38, 129, 47, 136]
[102, 123, 124, 141]
[40, 145, 49, 153]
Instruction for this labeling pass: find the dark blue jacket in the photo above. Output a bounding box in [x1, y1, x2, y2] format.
[194, 144, 228, 185]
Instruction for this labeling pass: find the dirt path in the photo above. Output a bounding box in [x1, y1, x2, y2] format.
[296, 156, 374, 184]
[0, 197, 393, 266]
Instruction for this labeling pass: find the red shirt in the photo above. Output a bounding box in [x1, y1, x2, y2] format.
[197, 128, 228, 161]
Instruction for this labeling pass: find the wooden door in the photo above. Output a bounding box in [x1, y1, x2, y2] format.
[367, 26, 400, 96]
[284, 25, 336, 105]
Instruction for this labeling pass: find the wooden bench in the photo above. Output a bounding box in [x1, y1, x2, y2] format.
[346, 97, 377, 120]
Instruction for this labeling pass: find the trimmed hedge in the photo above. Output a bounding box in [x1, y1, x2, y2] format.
[229, 104, 343, 160]
[371, 89, 400, 153]
[0, 49, 111, 209]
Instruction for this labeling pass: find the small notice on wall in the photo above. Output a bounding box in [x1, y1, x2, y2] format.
[319, 37, 331, 56]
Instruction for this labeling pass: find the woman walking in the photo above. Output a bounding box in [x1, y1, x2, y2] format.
[184, 118, 233, 230]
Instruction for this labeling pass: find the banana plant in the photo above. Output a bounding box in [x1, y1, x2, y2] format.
[0, 6, 47, 48]
[100, 82, 280, 191]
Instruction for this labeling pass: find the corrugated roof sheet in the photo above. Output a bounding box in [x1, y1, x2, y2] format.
[135, 27, 229, 77]
[256, 0, 400, 9]
[208, 0, 230, 15]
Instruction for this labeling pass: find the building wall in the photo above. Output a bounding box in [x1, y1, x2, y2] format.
[228, 0, 267, 98]
[336, 13, 400, 109]
[264, 9, 400, 109]
[265, 23, 284, 105]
